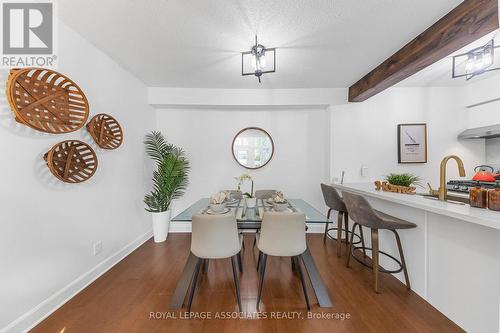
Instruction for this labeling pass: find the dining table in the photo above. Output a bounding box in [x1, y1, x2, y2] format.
[169, 198, 333, 308]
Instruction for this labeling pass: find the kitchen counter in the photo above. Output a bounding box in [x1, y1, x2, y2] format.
[330, 182, 500, 333]
[332, 182, 500, 230]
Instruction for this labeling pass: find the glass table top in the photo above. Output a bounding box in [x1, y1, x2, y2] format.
[172, 198, 328, 228]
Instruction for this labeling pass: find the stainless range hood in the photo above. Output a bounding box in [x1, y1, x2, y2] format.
[458, 124, 500, 139]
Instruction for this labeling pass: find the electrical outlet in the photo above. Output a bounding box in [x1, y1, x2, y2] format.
[93, 241, 102, 256]
[361, 166, 369, 178]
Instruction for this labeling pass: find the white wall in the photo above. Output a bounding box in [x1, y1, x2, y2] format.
[487, 138, 500, 165]
[156, 107, 331, 228]
[331, 87, 486, 187]
[464, 73, 500, 166]
[0, 22, 155, 332]
[464, 73, 500, 130]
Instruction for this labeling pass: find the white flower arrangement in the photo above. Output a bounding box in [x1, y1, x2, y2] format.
[234, 173, 254, 198]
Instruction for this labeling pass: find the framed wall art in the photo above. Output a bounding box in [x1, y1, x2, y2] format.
[397, 123, 427, 163]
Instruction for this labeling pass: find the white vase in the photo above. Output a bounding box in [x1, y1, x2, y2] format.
[246, 197, 257, 208]
[152, 210, 171, 243]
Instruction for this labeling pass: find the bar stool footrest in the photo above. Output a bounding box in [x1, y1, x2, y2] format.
[326, 228, 362, 245]
[351, 246, 403, 274]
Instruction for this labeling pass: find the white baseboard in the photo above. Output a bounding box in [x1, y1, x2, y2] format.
[169, 221, 192, 233]
[169, 222, 324, 234]
[1, 230, 153, 333]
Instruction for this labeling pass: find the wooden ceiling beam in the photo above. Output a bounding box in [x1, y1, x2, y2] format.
[348, 0, 499, 102]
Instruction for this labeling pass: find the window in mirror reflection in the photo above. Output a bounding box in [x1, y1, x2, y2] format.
[232, 128, 274, 169]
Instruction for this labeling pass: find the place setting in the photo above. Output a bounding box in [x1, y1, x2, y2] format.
[224, 191, 241, 207]
[202, 192, 233, 215]
[264, 191, 297, 213]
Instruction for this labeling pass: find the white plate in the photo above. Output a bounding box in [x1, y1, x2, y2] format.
[225, 198, 239, 204]
[205, 207, 231, 215]
[272, 200, 288, 204]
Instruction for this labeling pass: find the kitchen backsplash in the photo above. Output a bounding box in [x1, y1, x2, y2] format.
[486, 137, 500, 166]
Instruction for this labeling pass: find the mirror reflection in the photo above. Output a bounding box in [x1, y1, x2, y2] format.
[232, 127, 274, 169]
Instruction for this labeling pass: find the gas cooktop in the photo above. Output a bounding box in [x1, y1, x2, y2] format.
[447, 180, 498, 193]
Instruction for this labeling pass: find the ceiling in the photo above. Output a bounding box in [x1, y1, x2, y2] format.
[60, 0, 464, 88]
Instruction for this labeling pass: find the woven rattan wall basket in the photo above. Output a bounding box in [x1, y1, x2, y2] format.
[6, 68, 89, 134]
[86, 113, 123, 149]
[44, 140, 98, 183]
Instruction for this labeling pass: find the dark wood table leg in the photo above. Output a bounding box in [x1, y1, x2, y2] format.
[169, 252, 198, 309]
[301, 247, 333, 308]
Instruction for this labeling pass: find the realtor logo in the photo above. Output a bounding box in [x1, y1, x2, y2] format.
[1, 0, 57, 67]
[3, 2, 53, 54]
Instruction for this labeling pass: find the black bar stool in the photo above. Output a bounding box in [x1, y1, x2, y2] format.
[341, 191, 416, 293]
[321, 184, 365, 257]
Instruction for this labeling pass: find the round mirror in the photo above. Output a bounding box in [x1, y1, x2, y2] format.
[232, 127, 274, 169]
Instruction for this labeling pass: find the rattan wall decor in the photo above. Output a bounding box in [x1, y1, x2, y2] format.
[43, 140, 98, 183]
[6, 68, 89, 134]
[86, 113, 123, 149]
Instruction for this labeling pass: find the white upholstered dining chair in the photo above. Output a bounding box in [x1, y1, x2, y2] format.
[252, 189, 277, 248]
[188, 213, 243, 312]
[255, 211, 310, 310]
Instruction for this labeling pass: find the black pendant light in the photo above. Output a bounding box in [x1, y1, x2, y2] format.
[241, 36, 276, 83]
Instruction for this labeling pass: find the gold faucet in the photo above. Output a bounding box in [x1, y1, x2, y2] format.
[438, 155, 466, 201]
[427, 183, 439, 196]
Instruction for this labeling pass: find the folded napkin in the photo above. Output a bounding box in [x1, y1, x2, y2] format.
[273, 191, 286, 203]
[211, 191, 227, 204]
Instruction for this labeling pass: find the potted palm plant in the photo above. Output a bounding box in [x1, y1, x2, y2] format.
[144, 131, 189, 242]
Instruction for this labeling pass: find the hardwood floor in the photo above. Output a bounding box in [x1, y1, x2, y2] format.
[33, 234, 463, 333]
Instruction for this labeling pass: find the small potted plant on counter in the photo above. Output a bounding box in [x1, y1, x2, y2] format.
[374, 173, 422, 194]
[144, 131, 190, 242]
[386, 173, 422, 187]
[235, 173, 256, 208]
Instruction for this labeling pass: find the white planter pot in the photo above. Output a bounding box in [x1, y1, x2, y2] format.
[152, 210, 171, 243]
[246, 197, 257, 208]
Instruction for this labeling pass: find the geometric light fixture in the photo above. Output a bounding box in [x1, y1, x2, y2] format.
[452, 39, 500, 80]
[241, 35, 276, 83]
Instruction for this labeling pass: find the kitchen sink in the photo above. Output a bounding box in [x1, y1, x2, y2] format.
[418, 193, 469, 205]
